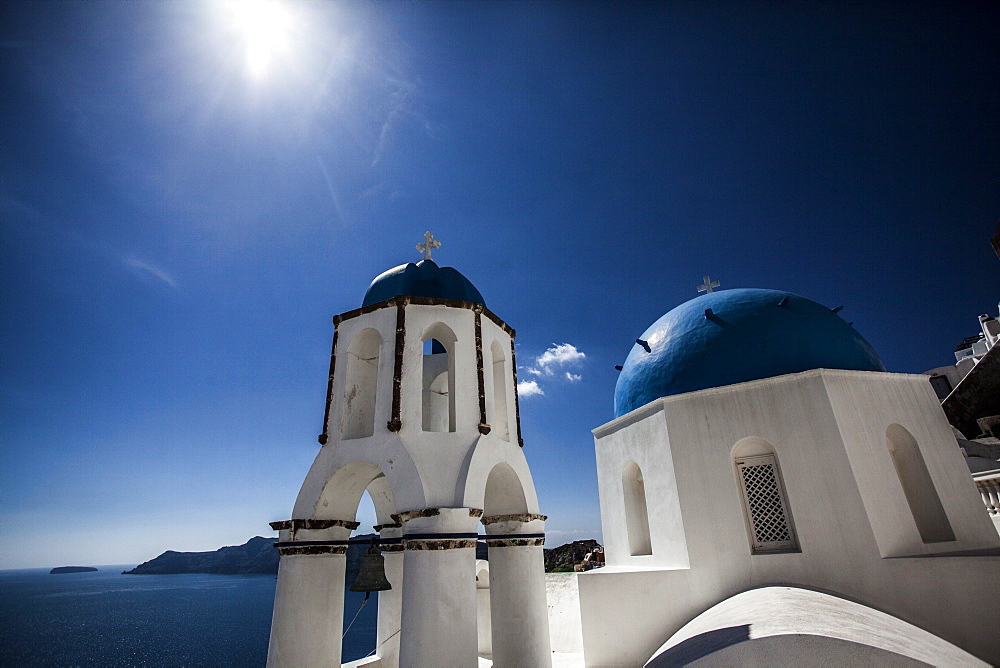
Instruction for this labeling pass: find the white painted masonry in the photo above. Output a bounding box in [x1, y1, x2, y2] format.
[267, 295, 550, 668]
[580, 368, 1000, 666]
[270, 253, 998, 667]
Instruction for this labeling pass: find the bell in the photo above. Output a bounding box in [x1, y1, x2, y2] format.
[350, 539, 392, 593]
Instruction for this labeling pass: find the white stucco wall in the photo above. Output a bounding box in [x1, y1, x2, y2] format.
[582, 369, 1000, 667]
[546, 573, 584, 654]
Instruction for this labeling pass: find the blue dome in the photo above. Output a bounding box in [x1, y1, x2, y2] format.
[614, 288, 885, 417]
[362, 259, 485, 307]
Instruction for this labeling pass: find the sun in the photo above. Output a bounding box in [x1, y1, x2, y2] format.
[231, 0, 293, 78]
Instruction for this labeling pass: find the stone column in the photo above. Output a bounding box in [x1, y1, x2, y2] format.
[483, 514, 552, 668]
[398, 508, 481, 667]
[375, 523, 404, 667]
[266, 519, 357, 668]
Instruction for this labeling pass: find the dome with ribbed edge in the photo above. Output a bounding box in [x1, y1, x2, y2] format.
[362, 259, 485, 307]
[614, 288, 885, 417]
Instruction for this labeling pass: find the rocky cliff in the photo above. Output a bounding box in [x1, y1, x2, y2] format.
[544, 539, 601, 572]
[123, 536, 280, 575]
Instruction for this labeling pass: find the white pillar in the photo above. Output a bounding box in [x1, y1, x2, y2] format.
[398, 508, 480, 667]
[484, 516, 552, 668]
[266, 522, 353, 668]
[375, 524, 404, 667]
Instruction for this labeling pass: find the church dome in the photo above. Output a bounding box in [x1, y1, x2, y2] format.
[362, 259, 486, 307]
[614, 288, 885, 417]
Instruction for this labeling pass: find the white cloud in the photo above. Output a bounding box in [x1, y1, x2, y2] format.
[517, 380, 544, 397]
[517, 343, 586, 396]
[535, 343, 586, 375]
[124, 256, 178, 289]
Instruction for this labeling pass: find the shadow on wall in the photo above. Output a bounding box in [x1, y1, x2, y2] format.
[646, 625, 751, 667]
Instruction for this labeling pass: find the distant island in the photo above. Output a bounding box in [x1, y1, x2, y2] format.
[50, 566, 98, 574]
[123, 536, 280, 575]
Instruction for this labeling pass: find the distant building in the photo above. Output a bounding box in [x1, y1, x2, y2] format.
[924, 309, 999, 403]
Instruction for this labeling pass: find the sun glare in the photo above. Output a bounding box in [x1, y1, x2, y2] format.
[231, 0, 293, 78]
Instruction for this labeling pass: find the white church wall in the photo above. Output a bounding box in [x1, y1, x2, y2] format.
[546, 573, 585, 655]
[581, 370, 1000, 667]
[822, 370, 1000, 556]
[670, 372, 886, 570]
[594, 405, 689, 568]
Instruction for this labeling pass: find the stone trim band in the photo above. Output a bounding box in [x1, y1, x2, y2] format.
[274, 538, 403, 548]
[480, 513, 548, 525]
[395, 507, 484, 523]
[274, 533, 545, 554]
[269, 519, 360, 531]
[277, 544, 347, 556]
[404, 532, 479, 541]
[485, 537, 546, 548]
[405, 539, 478, 551]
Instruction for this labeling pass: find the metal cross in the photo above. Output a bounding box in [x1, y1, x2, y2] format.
[416, 231, 441, 261]
[697, 275, 720, 294]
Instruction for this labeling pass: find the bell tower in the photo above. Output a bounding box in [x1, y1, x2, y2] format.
[267, 235, 551, 667]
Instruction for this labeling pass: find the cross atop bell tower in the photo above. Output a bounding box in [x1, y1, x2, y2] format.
[267, 240, 551, 668]
[416, 231, 441, 261]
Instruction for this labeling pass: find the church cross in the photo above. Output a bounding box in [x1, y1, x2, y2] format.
[697, 275, 720, 294]
[416, 231, 441, 261]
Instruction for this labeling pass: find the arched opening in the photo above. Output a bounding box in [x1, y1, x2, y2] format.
[886, 424, 955, 543]
[315, 464, 401, 664]
[732, 438, 798, 554]
[484, 462, 528, 516]
[422, 323, 456, 432]
[475, 560, 492, 657]
[481, 462, 550, 664]
[622, 461, 652, 556]
[490, 340, 510, 441]
[341, 328, 382, 440]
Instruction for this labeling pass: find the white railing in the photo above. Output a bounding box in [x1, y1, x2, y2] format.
[972, 470, 1000, 517]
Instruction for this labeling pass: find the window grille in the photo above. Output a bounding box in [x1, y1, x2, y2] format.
[736, 454, 798, 553]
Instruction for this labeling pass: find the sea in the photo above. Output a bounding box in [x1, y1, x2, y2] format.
[0, 567, 378, 667]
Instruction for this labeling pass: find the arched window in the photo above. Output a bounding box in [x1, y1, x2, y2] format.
[733, 438, 798, 554]
[341, 328, 381, 440]
[490, 340, 510, 441]
[622, 462, 652, 556]
[422, 324, 456, 432]
[886, 424, 955, 543]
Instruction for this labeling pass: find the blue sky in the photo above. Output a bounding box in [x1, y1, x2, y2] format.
[2, 1, 997, 569]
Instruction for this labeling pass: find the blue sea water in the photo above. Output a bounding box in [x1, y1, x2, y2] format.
[0, 567, 378, 666]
